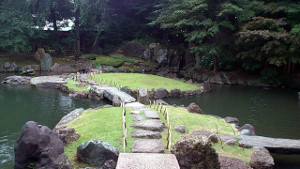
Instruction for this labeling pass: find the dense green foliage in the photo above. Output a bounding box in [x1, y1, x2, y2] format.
[0, 0, 299, 82]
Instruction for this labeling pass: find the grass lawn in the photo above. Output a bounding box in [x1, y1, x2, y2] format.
[64, 107, 136, 168]
[64, 106, 251, 167]
[157, 106, 252, 163]
[65, 80, 90, 93]
[93, 73, 201, 91]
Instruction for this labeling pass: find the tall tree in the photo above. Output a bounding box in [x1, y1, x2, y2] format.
[0, 0, 34, 53]
[152, 0, 260, 72]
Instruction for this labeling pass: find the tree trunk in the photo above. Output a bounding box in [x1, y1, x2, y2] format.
[213, 55, 218, 73]
[50, 0, 57, 32]
[75, 6, 80, 53]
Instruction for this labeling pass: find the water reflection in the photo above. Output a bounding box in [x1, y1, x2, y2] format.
[0, 74, 109, 168]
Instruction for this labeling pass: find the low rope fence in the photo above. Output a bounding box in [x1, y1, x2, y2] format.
[121, 102, 127, 152]
[89, 72, 122, 90]
[150, 100, 172, 151]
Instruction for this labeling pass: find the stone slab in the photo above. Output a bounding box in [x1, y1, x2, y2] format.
[132, 115, 145, 121]
[130, 120, 166, 132]
[131, 130, 162, 139]
[131, 139, 164, 153]
[130, 111, 141, 114]
[144, 110, 159, 119]
[31, 76, 66, 85]
[125, 102, 146, 110]
[55, 108, 84, 129]
[93, 86, 136, 103]
[236, 135, 300, 154]
[116, 153, 180, 169]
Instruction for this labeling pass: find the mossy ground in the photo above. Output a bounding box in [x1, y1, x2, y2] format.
[65, 80, 90, 93]
[64, 106, 251, 167]
[84, 54, 145, 68]
[92, 73, 201, 91]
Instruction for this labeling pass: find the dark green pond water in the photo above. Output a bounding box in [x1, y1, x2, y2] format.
[0, 74, 109, 168]
[164, 85, 300, 169]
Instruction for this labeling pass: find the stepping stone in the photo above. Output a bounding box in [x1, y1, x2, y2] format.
[131, 139, 164, 153]
[135, 108, 151, 112]
[219, 134, 237, 145]
[116, 153, 180, 169]
[130, 110, 141, 114]
[131, 120, 166, 132]
[144, 110, 159, 119]
[125, 102, 145, 110]
[131, 130, 162, 139]
[132, 115, 145, 121]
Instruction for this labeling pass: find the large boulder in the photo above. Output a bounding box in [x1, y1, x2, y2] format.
[56, 127, 80, 145]
[138, 87, 149, 104]
[40, 53, 53, 71]
[77, 139, 120, 168]
[250, 147, 274, 169]
[169, 89, 181, 98]
[172, 135, 220, 169]
[155, 88, 169, 99]
[225, 116, 240, 128]
[239, 124, 255, 136]
[142, 48, 151, 60]
[1, 76, 32, 85]
[186, 102, 204, 114]
[34, 48, 45, 62]
[123, 42, 146, 58]
[168, 50, 181, 67]
[14, 121, 72, 169]
[156, 49, 168, 65]
[4, 61, 11, 70]
[121, 86, 132, 96]
[149, 43, 162, 56]
[219, 156, 251, 169]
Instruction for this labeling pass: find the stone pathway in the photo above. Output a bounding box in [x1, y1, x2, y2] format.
[125, 102, 166, 153]
[116, 153, 180, 169]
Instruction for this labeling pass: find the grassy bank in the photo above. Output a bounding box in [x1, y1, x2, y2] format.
[84, 54, 145, 68]
[64, 107, 135, 168]
[93, 73, 201, 91]
[64, 106, 252, 167]
[64, 80, 90, 93]
[157, 106, 252, 163]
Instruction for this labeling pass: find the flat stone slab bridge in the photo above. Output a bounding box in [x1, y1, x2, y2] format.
[236, 135, 300, 154]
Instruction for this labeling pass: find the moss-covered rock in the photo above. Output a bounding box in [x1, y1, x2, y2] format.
[172, 135, 220, 169]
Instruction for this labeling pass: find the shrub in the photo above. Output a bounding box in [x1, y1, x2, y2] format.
[261, 68, 280, 85]
[74, 52, 83, 59]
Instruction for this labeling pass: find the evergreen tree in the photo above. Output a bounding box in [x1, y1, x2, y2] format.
[152, 0, 260, 72]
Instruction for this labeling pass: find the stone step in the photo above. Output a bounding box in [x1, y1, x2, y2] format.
[131, 115, 145, 121]
[130, 110, 141, 114]
[131, 130, 162, 139]
[130, 120, 166, 132]
[144, 110, 159, 119]
[116, 153, 180, 169]
[131, 139, 164, 153]
[125, 102, 146, 110]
